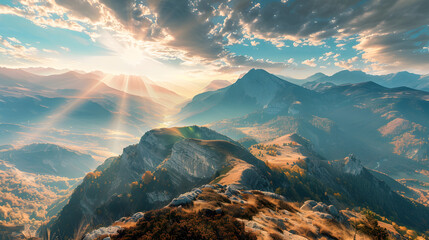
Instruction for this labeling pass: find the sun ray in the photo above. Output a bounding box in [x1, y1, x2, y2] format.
[17, 75, 114, 145]
[108, 75, 131, 152]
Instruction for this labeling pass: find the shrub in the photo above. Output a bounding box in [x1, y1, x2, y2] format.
[112, 208, 257, 240]
[141, 171, 153, 185]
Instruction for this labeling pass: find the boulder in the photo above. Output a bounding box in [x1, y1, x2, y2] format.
[312, 202, 327, 212]
[126, 212, 144, 223]
[168, 188, 202, 207]
[83, 226, 122, 240]
[300, 200, 317, 211]
[314, 212, 334, 220]
[327, 205, 339, 217]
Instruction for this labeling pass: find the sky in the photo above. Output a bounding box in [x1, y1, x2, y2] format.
[0, 0, 428, 82]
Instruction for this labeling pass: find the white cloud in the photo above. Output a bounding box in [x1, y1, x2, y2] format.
[334, 56, 359, 69]
[302, 58, 317, 67]
[325, 52, 334, 57]
[43, 49, 59, 54]
[250, 41, 259, 46]
[7, 37, 21, 44]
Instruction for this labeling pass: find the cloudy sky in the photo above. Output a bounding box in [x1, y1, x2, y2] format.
[0, 0, 428, 82]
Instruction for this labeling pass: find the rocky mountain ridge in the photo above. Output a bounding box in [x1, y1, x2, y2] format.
[42, 126, 271, 239]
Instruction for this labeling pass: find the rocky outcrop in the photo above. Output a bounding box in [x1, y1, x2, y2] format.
[342, 154, 363, 175]
[168, 188, 202, 207]
[83, 226, 122, 240]
[300, 200, 342, 221]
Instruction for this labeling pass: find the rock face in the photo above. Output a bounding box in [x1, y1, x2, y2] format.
[44, 126, 271, 239]
[161, 139, 224, 184]
[342, 154, 363, 175]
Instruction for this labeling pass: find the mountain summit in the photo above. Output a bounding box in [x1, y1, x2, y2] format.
[176, 69, 313, 125]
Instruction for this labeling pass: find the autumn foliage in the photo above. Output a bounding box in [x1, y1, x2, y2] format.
[111, 207, 256, 240]
[141, 171, 154, 185]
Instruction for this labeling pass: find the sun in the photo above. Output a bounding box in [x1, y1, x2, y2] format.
[119, 46, 146, 66]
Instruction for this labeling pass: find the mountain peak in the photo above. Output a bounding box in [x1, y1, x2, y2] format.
[335, 69, 366, 76]
[390, 71, 420, 80]
[237, 68, 287, 86]
[306, 72, 327, 81]
[351, 81, 385, 89]
[243, 68, 271, 77]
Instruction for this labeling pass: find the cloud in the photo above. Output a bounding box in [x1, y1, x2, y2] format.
[355, 31, 429, 73]
[217, 0, 429, 72]
[217, 53, 291, 72]
[146, 0, 225, 60]
[43, 49, 59, 54]
[55, 0, 102, 21]
[302, 58, 317, 67]
[0, 36, 41, 64]
[7, 37, 21, 44]
[250, 41, 259, 46]
[1, 0, 428, 74]
[325, 52, 334, 57]
[334, 56, 359, 70]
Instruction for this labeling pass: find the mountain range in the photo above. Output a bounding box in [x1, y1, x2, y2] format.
[1, 67, 429, 239]
[176, 69, 429, 185]
[280, 70, 429, 92]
